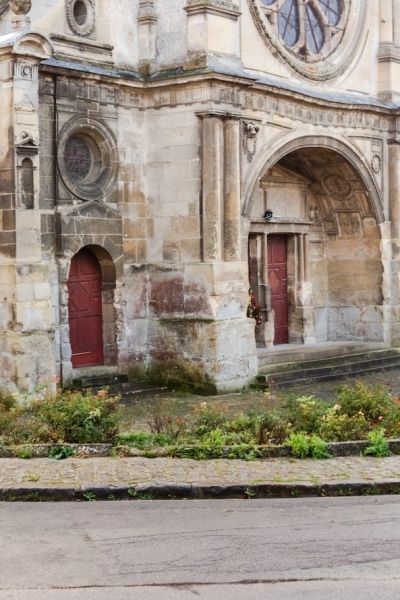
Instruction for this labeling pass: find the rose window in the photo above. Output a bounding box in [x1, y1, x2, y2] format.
[64, 136, 92, 183]
[259, 0, 350, 63]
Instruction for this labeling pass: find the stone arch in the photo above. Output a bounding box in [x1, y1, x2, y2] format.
[12, 31, 54, 59]
[59, 244, 120, 379]
[244, 134, 387, 347]
[242, 133, 384, 224]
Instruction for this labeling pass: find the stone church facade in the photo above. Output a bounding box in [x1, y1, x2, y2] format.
[1, 0, 400, 392]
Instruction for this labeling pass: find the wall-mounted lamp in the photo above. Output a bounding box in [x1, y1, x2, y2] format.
[264, 209, 273, 220]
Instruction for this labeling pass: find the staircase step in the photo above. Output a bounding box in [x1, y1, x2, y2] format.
[255, 348, 400, 389]
[258, 349, 400, 375]
[68, 372, 168, 400]
[71, 374, 128, 389]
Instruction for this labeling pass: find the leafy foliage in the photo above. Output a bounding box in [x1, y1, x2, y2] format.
[363, 428, 391, 458]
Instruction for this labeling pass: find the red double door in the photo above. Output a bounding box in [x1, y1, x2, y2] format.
[268, 236, 289, 345]
[67, 248, 104, 367]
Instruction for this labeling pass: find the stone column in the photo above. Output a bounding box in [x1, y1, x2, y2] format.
[223, 117, 241, 262]
[389, 141, 400, 303]
[389, 142, 400, 252]
[201, 115, 223, 262]
[393, 0, 400, 46]
[380, 0, 394, 44]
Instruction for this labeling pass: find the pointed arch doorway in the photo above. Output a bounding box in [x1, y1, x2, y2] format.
[67, 247, 104, 367]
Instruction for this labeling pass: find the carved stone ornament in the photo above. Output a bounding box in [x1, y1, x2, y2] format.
[66, 0, 95, 37]
[10, 0, 31, 15]
[371, 154, 381, 174]
[15, 130, 38, 147]
[248, 0, 368, 81]
[242, 121, 259, 162]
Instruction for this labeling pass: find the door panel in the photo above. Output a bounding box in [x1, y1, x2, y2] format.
[268, 236, 289, 345]
[68, 248, 104, 367]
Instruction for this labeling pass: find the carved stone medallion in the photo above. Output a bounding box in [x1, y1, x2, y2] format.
[10, 0, 31, 15]
[66, 0, 95, 37]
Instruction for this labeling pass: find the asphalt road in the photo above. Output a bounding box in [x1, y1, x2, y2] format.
[2, 497, 400, 599]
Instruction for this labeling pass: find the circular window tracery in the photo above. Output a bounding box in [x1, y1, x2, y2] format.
[57, 117, 118, 202]
[251, 0, 367, 80]
[64, 136, 91, 183]
[260, 0, 347, 62]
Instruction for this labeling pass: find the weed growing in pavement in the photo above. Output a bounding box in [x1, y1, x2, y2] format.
[127, 487, 153, 500]
[48, 445, 76, 460]
[284, 433, 331, 459]
[15, 446, 33, 459]
[244, 488, 256, 498]
[83, 492, 96, 502]
[363, 428, 391, 458]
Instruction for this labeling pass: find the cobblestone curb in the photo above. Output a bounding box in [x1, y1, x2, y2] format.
[2, 479, 400, 502]
[1, 440, 400, 459]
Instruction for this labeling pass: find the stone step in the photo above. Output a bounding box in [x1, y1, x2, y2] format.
[258, 348, 400, 375]
[68, 372, 168, 401]
[255, 349, 400, 389]
[257, 342, 387, 368]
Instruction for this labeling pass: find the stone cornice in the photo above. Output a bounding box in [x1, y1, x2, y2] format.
[185, 0, 240, 18]
[38, 61, 398, 118]
[378, 44, 400, 64]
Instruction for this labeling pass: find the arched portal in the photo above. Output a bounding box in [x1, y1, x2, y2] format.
[247, 146, 385, 347]
[68, 247, 103, 367]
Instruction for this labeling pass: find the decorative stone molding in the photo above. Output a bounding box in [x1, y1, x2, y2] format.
[15, 130, 38, 150]
[10, 0, 30, 14]
[242, 121, 259, 162]
[185, 0, 240, 18]
[66, 0, 95, 37]
[371, 154, 382, 173]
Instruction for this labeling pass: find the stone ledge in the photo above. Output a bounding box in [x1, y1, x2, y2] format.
[1, 440, 400, 459]
[2, 479, 400, 502]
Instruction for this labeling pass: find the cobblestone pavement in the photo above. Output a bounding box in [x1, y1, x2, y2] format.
[2, 455, 400, 491]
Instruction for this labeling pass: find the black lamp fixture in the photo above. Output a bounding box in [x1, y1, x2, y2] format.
[264, 209, 273, 220]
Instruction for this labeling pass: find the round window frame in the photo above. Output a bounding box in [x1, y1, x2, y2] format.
[66, 0, 95, 37]
[249, 0, 368, 81]
[57, 117, 118, 202]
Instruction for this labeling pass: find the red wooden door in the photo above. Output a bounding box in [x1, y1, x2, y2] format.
[68, 248, 104, 367]
[268, 236, 289, 345]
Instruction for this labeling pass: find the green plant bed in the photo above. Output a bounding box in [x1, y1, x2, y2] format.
[2, 381, 400, 459]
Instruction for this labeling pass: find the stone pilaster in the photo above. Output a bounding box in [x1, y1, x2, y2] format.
[380, 0, 394, 44]
[184, 0, 242, 71]
[223, 117, 241, 262]
[389, 142, 400, 330]
[201, 114, 223, 262]
[378, 0, 400, 101]
[138, 0, 158, 76]
[394, 0, 400, 47]
[0, 28, 55, 391]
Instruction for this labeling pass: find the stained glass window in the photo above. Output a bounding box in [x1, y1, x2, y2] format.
[260, 0, 346, 62]
[64, 136, 91, 183]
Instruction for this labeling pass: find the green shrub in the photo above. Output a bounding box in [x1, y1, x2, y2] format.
[28, 389, 123, 444]
[139, 398, 187, 439]
[309, 435, 331, 459]
[282, 395, 330, 434]
[284, 433, 310, 458]
[318, 406, 370, 441]
[116, 432, 174, 449]
[336, 382, 398, 425]
[363, 428, 390, 458]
